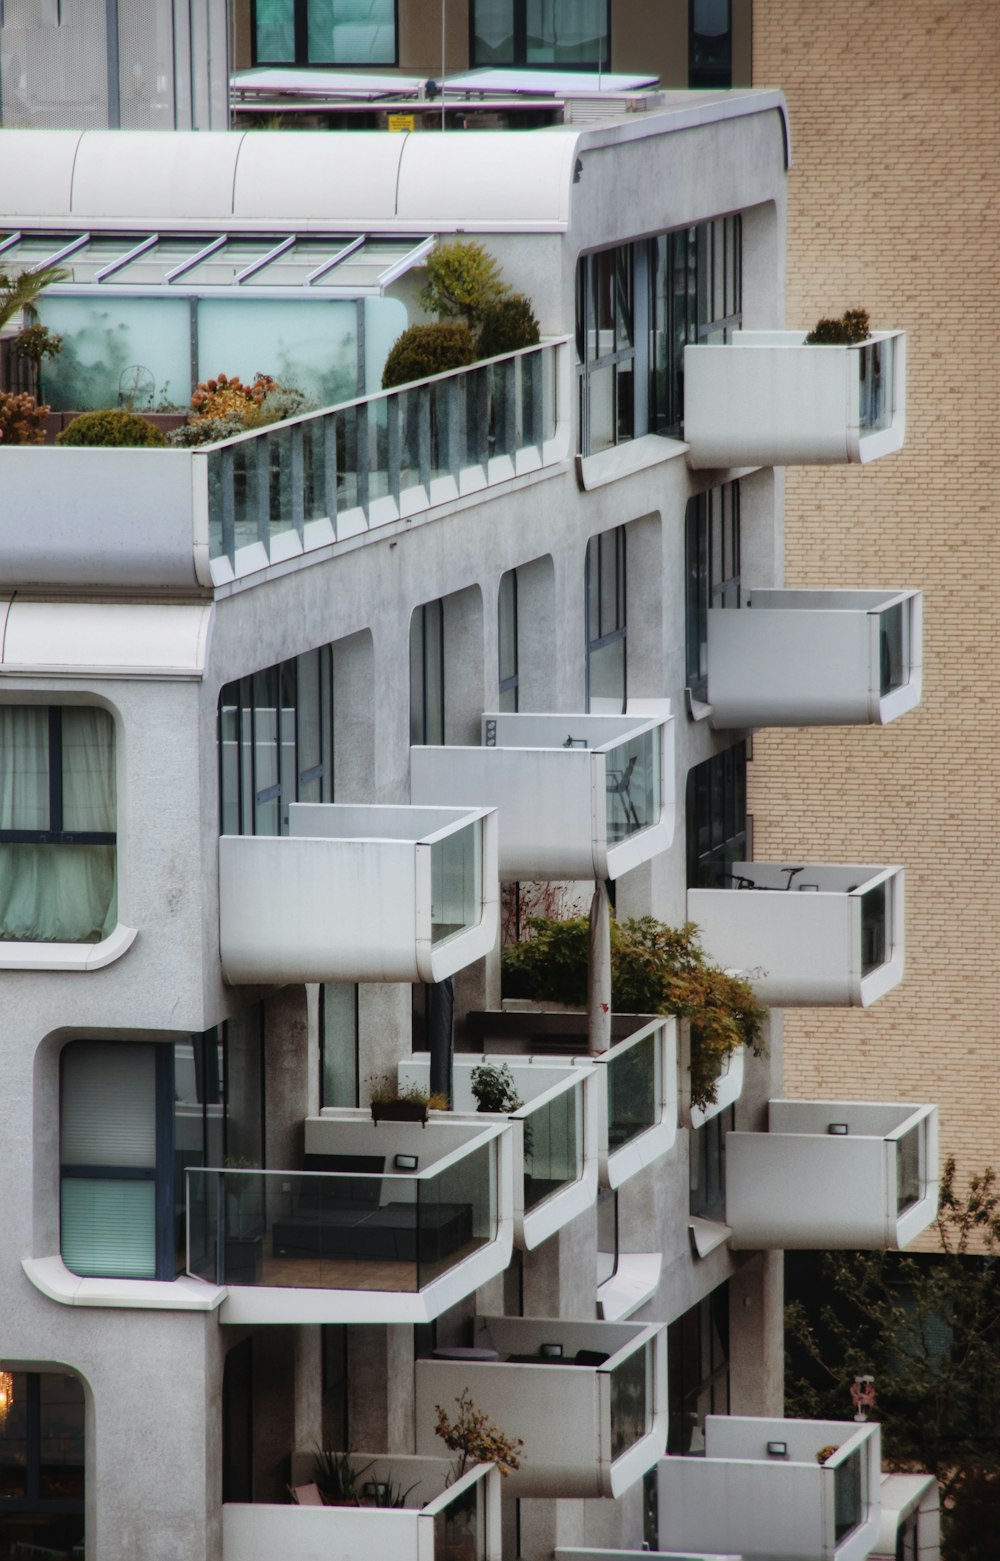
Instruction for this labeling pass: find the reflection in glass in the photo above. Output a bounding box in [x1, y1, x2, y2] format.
[879, 601, 908, 696]
[610, 1345, 651, 1460]
[896, 1125, 922, 1214]
[522, 1083, 582, 1212]
[605, 727, 659, 844]
[859, 880, 889, 977]
[833, 1444, 865, 1542]
[607, 1032, 657, 1151]
[430, 821, 483, 945]
[858, 339, 892, 431]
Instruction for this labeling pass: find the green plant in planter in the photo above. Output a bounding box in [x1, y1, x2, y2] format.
[804, 307, 870, 345]
[469, 1062, 523, 1115]
[501, 914, 766, 1111]
[420, 239, 510, 332]
[309, 1448, 373, 1506]
[477, 294, 540, 359]
[56, 408, 168, 447]
[381, 322, 478, 389]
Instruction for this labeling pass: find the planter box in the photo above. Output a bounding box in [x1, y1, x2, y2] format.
[371, 1100, 428, 1126]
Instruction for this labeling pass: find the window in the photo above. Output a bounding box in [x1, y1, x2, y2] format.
[686, 481, 741, 699]
[577, 216, 741, 456]
[686, 743, 749, 889]
[320, 983, 360, 1107]
[689, 0, 732, 88]
[60, 1017, 264, 1281]
[586, 527, 626, 714]
[0, 705, 116, 943]
[667, 1285, 730, 1454]
[0, 1370, 85, 1557]
[498, 569, 519, 711]
[410, 599, 445, 745]
[471, 0, 610, 69]
[688, 1105, 732, 1223]
[254, 0, 397, 66]
[219, 646, 334, 837]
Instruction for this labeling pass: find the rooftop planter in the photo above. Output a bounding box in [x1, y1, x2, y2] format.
[415, 1315, 668, 1499]
[706, 589, 922, 728]
[687, 862, 904, 1007]
[726, 1099, 939, 1250]
[399, 1054, 600, 1250]
[656, 1416, 882, 1561]
[684, 328, 906, 468]
[219, 802, 498, 985]
[411, 704, 674, 882]
[222, 1455, 500, 1561]
[187, 1111, 514, 1325]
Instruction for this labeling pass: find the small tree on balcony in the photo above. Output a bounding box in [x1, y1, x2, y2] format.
[434, 1390, 523, 1479]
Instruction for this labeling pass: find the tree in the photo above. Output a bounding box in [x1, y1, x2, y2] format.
[0, 265, 69, 333]
[785, 1157, 1000, 1558]
[419, 240, 510, 332]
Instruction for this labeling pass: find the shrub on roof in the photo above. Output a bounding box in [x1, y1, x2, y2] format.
[56, 409, 168, 447]
[476, 293, 541, 359]
[381, 322, 478, 390]
[0, 390, 49, 446]
[804, 308, 870, 345]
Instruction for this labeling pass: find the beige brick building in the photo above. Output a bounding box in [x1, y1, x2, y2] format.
[751, 0, 1000, 1242]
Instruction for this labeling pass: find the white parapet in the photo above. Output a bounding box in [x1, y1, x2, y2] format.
[707, 589, 922, 727]
[684, 329, 906, 467]
[726, 1099, 939, 1249]
[657, 1417, 882, 1561]
[411, 703, 674, 881]
[219, 802, 498, 983]
[688, 862, 904, 1007]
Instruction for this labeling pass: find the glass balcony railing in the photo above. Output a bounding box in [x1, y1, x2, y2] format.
[832, 1442, 865, 1543]
[186, 1140, 498, 1293]
[606, 1030, 658, 1153]
[432, 1470, 486, 1561]
[609, 1340, 653, 1462]
[879, 599, 909, 696]
[430, 819, 483, 946]
[859, 879, 890, 977]
[858, 338, 892, 432]
[206, 341, 561, 567]
[896, 1123, 922, 1215]
[605, 726, 660, 846]
[521, 1078, 584, 1214]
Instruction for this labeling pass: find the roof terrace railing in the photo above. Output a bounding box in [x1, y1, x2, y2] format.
[200, 338, 570, 580]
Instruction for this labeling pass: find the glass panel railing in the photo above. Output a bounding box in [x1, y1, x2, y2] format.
[833, 1443, 865, 1543]
[522, 1081, 583, 1214]
[430, 820, 483, 946]
[606, 1032, 658, 1153]
[879, 600, 908, 696]
[896, 1123, 922, 1214]
[433, 1475, 486, 1561]
[205, 343, 560, 566]
[187, 1150, 496, 1293]
[609, 1343, 652, 1462]
[859, 880, 890, 977]
[605, 726, 659, 845]
[858, 339, 892, 432]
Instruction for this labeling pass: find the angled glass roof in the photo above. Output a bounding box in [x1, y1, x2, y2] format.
[0, 231, 433, 296]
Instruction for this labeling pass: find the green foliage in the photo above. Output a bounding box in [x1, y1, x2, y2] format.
[381, 322, 478, 389]
[12, 323, 62, 365]
[366, 1073, 449, 1110]
[785, 1158, 1000, 1557]
[56, 409, 168, 448]
[309, 1448, 372, 1506]
[0, 390, 49, 445]
[501, 915, 766, 1108]
[434, 1389, 523, 1479]
[470, 1063, 523, 1115]
[361, 1474, 421, 1508]
[0, 265, 69, 333]
[476, 293, 541, 359]
[804, 307, 871, 345]
[419, 239, 510, 331]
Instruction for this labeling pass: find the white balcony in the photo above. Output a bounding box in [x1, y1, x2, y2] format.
[399, 1055, 600, 1250]
[219, 802, 498, 984]
[657, 1417, 882, 1561]
[415, 1315, 668, 1499]
[223, 1455, 501, 1561]
[688, 863, 904, 1007]
[186, 1111, 514, 1324]
[684, 329, 906, 468]
[411, 704, 674, 881]
[727, 1099, 939, 1250]
[706, 589, 923, 727]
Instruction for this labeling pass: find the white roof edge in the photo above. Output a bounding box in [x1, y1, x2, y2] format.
[573, 87, 791, 166]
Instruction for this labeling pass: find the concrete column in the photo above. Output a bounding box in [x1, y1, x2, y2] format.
[263, 985, 310, 1173]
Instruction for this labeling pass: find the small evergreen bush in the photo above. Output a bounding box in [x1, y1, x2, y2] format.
[419, 239, 510, 331]
[56, 409, 168, 448]
[477, 293, 541, 358]
[804, 308, 870, 345]
[381, 322, 478, 389]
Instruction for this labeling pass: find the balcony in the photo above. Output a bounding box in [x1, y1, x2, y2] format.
[687, 863, 904, 1007]
[415, 1315, 667, 1498]
[219, 802, 498, 984]
[223, 1455, 500, 1561]
[468, 1011, 678, 1189]
[399, 1055, 600, 1250]
[411, 704, 674, 881]
[656, 1417, 882, 1561]
[727, 1099, 939, 1250]
[705, 589, 923, 727]
[0, 340, 570, 593]
[186, 1111, 514, 1324]
[684, 328, 906, 468]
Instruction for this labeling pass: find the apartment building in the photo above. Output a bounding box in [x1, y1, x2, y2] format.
[0, 76, 938, 1561]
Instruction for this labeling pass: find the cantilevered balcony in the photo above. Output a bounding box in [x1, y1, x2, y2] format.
[219, 802, 498, 984]
[706, 589, 922, 727]
[727, 1099, 939, 1250]
[684, 329, 906, 468]
[415, 1316, 667, 1498]
[688, 863, 904, 1006]
[411, 704, 674, 881]
[186, 1111, 513, 1324]
[223, 1455, 500, 1561]
[657, 1417, 882, 1561]
[399, 1055, 600, 1250]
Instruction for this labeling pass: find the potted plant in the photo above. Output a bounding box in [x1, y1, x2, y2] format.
[469, 1062, 523, 1116]
[368, 1074, 449, 1126]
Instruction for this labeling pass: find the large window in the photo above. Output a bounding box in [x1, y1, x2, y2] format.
[577, 216, 741, 456]
[0, 705, 116, 944]
[254, 0, 397, 66]
[0, 1370, 85, 1558]
[498, 569, 519, 712]
[686, 481, 741, 700]
[320, 983, 360, 1108]
[686, 743, 749, 888]
[688, 0, 732, 88]
[60, 1017, 263, 1282]
[219, 646, 334, 837]
[586, 527, 626, 714]
[410, 599, 446, 745]
[667, 1285, 730, 1454]
[471, 0, 610, 69]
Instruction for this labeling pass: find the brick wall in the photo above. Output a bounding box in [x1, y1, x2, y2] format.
[752, 1, 1000, 1246]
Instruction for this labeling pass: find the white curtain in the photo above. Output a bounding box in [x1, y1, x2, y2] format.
[0, 706, 117, 943]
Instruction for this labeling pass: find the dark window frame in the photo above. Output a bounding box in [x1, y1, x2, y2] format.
[685, 481, 741, 700]
[470, 0, 611, 71]
[686, 742, 750, 889]
[688, 0, 733, 89]
[585, 526, 627, 713]
[498, 568, 519, 712]
[667, 1283, 731, 1455]
[0, 1370, 85, 1546]
[252, 0, 400, 68]
[410, 598, 446, 746]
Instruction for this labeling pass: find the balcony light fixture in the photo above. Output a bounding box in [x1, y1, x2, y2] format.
[394, 1153, 419, 1171]
[765, 1440, 788, 1458]
[828, 1122, 849, 1135]
[0, 1371, 12, 1429]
